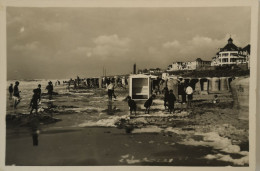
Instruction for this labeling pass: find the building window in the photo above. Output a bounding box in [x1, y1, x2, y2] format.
[230, 58, 236, 62]
[222, 58, 228, 63]
[222, 53, 229, 56]
[230, 53, 237, 56]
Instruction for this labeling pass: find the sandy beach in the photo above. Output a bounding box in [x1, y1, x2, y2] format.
[5, 80, 249, 166]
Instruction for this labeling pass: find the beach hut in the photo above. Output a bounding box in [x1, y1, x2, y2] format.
[129, 74, 153, 100]
[210, 77, 220, 92]
[220, 77, 228, 91]
[226, 77, 233, 91]
[167, 78, 178, 98]
[200, 78, 209, 94]
[189, 78, 198, 93]
[230, 77, 249, 120]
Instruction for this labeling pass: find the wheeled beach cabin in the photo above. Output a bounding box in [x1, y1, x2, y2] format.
[129, 74, 157, 100]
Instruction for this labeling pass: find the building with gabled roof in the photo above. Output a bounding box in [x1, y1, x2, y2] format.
[211, 37, 249, 67]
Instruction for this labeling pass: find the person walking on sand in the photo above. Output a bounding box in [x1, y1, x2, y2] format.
[168, 90, 177, 114]
[126, 96, 137, 115]
[163, 87, 169, 111]
[29, 89, 39, 115]
[13, 81, 21, 109]
[185, 84, 194, 109]
[144, 94, 156, 114]
[107, 81, 116, 101]
[9, 83, 13, 100]
[46, 81, 53, 100]
[36, 84, 42, 103]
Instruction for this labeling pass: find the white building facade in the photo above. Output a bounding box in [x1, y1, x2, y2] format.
[167, 58, 211, 71]
[211, 38, 250, 66]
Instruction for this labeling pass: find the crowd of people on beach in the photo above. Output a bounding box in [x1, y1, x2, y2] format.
[8, 75, 221, 116]
[125, 84, 195, 116]
[63, 76, 128, 90]
[8, 81, 55, 115]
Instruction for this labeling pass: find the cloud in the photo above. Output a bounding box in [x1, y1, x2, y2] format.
[71, 34, 131, 59]
[93, 34, 130, 47]
[12, 41, 40, 51]
[179, 35, 223, 56]
[160, 34, 244, 61]
[162, 40, 180, 48]
[92, 35, 131, 58]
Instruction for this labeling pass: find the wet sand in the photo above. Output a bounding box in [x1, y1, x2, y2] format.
[5, 82, 249, 166]
[6, 127, 236, 166]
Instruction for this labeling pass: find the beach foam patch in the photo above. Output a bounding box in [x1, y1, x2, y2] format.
[205, 154, 248, 166]
[178, 131, 249, 165]
[165, 127, 195, 135]
[78, 115, 128, 127]
[132, 126, 163, 134]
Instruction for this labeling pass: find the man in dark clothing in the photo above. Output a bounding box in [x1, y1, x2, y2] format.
[36, 84, 41, 102]
[126, 96, 137, 115]
[30, 89, 39, 115]
[163, 87, 169, 110]
[179, 79, 186, 103]
[46, 81, 53, 100]
[13, 81, 21, 109]
[9, 83, 13, 100]
[144, 94, 156, 114]
[168, 90, 176, 114]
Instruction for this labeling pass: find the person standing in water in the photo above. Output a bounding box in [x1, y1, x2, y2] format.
[46, 81, 53, 100]
[29, 89, 39, 115]
[36, 84, 42, 103]
[9, 83, 13, 100]
[13, 81, 21, 109]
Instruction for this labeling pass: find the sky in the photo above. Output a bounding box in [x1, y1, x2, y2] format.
[6, 7, 251, 80]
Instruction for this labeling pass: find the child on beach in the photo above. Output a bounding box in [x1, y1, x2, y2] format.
[212, 95, 220, 104]
[13, 81, 21, 109]
[9, 83, 13, 100]
[29, 89, 39, 115]
[126, 96, 137, 115]
[168, 90, 177, 114]
[144, 94, 156, 114]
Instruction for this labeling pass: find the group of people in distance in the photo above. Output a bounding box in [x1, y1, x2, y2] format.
[8, 81, 54, 115]
[8, 81, 21, 109]
[126, 84, 194, 116]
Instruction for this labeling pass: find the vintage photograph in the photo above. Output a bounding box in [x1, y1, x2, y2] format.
[5, 6, 252, 166]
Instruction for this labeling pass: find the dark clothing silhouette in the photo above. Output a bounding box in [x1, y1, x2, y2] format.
[30, 94, 38, 109]
[13, 85, 20, 97]
[168, 93, 176, 113]
[144, 97, 154, 114]
[9, 85, 13, 94]
[128, 99, 137, 114]
[164, 90, 169, 109]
